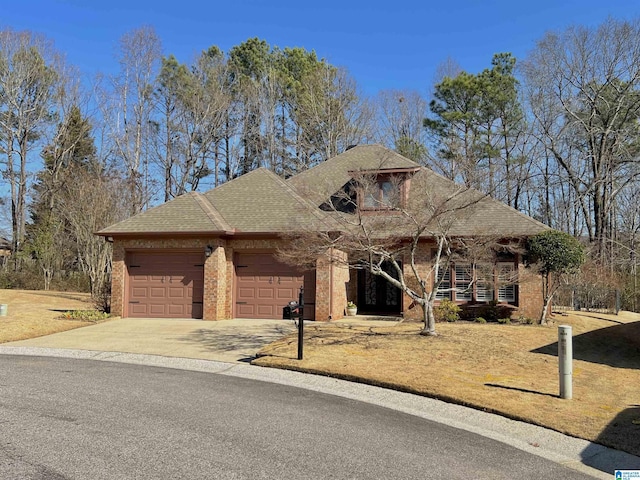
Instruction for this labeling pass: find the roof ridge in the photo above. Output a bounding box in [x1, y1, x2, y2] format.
[190, 192, 233, 232]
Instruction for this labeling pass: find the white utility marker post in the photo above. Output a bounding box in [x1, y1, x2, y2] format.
[558, 325, 573, 399]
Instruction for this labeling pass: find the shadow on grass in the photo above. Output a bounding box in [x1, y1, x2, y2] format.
[484, 383, 558, 399]
[25, 291, 90, 302]
[303, 325, 418, 348]
[581, 405, 640, 472]
[531, 321, 640, 369]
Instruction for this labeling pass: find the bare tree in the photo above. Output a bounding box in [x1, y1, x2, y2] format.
[296, 66, 374, 164]
[0, 29, 61, 262]
[375, 89, 428, 162]
[280, 169, 495, 335]
[57, 166, 128, 301]
[99, 26, 162, 213]
[522, 18, 640, 262]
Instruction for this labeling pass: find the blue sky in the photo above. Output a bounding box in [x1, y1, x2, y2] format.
[2, 0, 639, 95]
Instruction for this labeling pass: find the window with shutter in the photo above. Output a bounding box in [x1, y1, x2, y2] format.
[454, 264, 473, 301]
[435, 267, 451, 300]
[497, 262, 516, 302]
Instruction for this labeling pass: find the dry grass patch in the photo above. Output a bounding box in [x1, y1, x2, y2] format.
[254, 312, 640, 456]
[0, 289, 111, 343]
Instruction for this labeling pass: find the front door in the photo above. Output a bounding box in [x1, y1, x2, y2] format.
[357, 262, 402, 315]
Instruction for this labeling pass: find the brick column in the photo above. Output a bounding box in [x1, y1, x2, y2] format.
[515, 263, 544, 320]
[110, 241, 125, 317]
[203, 239, 229, 320]
[315, 248, 349, 321]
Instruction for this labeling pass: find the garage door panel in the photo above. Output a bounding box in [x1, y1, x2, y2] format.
[168, 304, 186, 315]
[235, 253, 311, 320]
[236, 304, 255, 316]
[149, 304, 167, 315]
[237, 287, 256, 299]
[257, 305, 275, 316]
[150, 287, 166, 298]
[131, 287, 148, 298]
[276, 287, 297, 300]
[168, 287, 186, 298]
[130, 304, 148, 315]
[257, 288, 275, 299]
[127, 252, 204, 319]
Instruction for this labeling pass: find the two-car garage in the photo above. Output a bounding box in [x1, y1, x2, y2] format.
[125, 251, 314, 320]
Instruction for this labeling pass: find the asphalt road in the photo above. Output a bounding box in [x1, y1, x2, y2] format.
[0, 355, 597, 479]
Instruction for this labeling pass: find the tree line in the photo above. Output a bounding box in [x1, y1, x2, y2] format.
[0, 18, 638, 311]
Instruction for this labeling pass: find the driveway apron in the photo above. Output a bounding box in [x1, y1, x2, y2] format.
[4, 318, 297, 363]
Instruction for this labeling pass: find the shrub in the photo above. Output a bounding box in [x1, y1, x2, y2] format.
[518, 314, 535, 325]
[475, 317, 487, 324]
[60, 310, 109, 322]
[0, 268, 42, 290]
[459, 302, 516, 322]
[434, 299, 461, 323]
[497, 317, 511, 325]
[94, 279, 112, 313]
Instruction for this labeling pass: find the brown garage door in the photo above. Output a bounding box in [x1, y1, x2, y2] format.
[235, 253, 314, 320]
[127, 252, 204, 319]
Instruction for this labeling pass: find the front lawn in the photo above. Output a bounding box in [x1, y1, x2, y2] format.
[253, 311, 640, 457]
[0, 289, 110, 343]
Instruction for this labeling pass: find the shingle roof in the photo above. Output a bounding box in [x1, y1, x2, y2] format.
[204, 168, 334, 233]
[407, 169, 549, 237]
[98, 192, 231, 235]
[99, 168, 335, 236]
[287, 144, 421, 206]
[98, 144, 548, 238]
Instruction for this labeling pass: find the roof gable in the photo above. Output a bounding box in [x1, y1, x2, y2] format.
[287, 144, 420, 206]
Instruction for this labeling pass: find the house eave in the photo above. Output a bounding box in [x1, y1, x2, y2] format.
[95, 230, 236, 238]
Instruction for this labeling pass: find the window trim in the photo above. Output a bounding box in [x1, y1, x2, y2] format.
[432, 259, 518, 305]
[358, 174, 406, 211]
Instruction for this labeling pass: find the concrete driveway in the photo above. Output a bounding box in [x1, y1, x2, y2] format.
[4, 318, 297, 363]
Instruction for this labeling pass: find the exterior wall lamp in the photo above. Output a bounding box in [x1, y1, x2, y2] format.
[205, 245, 214, 257]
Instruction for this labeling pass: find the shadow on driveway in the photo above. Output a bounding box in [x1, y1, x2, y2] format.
[178, 324, 295, 360]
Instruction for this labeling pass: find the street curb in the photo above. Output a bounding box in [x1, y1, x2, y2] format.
[1, 345, 638, 479]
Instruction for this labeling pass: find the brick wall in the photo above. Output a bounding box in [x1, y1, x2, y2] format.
[514, 263, 544, 321]
[203, 238, 228, 321]
[111, 241, 126, 317]
[112, 236, 541, 322]
[112, 236, 328, 321]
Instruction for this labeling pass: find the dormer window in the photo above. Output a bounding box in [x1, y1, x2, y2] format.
[363, 178, 395, 209]
[348, 166, 420, 212]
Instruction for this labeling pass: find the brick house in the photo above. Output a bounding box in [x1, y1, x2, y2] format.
[98, 145, 548, 321]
